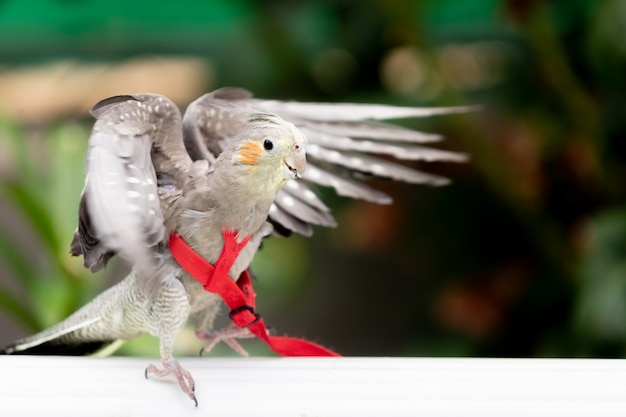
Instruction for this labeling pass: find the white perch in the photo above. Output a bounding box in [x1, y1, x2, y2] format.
[1, 356, 626, 416]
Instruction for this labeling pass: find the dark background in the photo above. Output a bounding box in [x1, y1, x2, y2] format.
[1, 0, 625, 358]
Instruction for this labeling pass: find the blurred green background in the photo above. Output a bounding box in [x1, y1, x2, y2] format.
[1, 0, 625, 358]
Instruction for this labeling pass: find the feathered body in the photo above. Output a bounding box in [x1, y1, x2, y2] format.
[0, 87, 469, 405]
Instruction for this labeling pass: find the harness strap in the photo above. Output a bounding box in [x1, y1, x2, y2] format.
[169, 231, 339, 357]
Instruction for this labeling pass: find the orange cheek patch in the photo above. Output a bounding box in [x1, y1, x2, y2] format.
[237, 140, 262, 165]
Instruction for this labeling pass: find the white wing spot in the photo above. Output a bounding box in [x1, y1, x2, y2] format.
[269, 204, 278, 214]
[306, 167, 321, 179]
[148, 208, 157, 216]
[145, 178, 154, 185]
[126, 177, 141, 184]
[307, 144, 320, 155]
[304, 189, 317, 200]
[147, 193, 156, 201]
[371, 164, 385, 174]
[286, 180, 299, 190]
[282, 195, 295, 207]
[127, 190, 141, 198]
[328, 150, 342, 161]
[351, 156, 364, 166]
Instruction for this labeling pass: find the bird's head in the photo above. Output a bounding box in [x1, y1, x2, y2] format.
[231, 112, 307, 193]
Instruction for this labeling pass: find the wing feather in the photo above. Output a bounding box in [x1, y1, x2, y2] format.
[305, 146, 452, 185]
[302, 163, 393, 204]
[72, 94, 189, 271]
[299, 120, 443, 143]
[282, 179, 332, 214]
[300, 127, 467, 162]
[250, 98, 476, 121]
[269, 204, 313, 237]
[181, 87, 470, 236]
[275, 189, 336, 227]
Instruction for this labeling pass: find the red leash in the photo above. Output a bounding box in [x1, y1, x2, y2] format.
[169, 230, 339, 357]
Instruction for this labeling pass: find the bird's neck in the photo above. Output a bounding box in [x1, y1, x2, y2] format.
[209, 163, 282, 224]
[177, 168, 278, 250]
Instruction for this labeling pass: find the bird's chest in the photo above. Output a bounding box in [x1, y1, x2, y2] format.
[175, 205, 268, 314]
[184, 277, 222, 314]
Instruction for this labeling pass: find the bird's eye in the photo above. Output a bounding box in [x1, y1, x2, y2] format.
[263, 139, 274, 151]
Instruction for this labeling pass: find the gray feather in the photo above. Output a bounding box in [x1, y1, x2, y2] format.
[250, 98, 476, 121]
[73, 94, 190, 272]
[282, 179, 332, 213]
[181, 87, 469, 235]
[86, 132, 161, 255]
[300, 127, 468, 162]
[269, 204, 314, 237]
[299, 120, 443, 143]
[306, 146, 452, 186]
[302, 163, 392, 204]
[276, 189, 336, 227]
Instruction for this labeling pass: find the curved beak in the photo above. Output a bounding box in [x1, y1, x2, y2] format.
[283, 146, 306, 179]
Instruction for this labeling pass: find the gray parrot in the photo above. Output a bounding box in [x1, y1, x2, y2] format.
[0, 87, 468, 405]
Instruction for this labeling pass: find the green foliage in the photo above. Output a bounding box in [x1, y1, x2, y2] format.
[576, 209, 626, 351]
[0, 119, 102, 330]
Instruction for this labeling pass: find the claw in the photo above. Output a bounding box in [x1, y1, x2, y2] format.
[196, 325, 258, 357]
[145, 357, 198, 406]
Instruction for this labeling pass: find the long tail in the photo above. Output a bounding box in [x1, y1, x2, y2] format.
[0, 317, 118, 356]
[1, 277, 139, 356]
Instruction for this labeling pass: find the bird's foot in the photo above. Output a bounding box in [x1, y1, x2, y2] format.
[145, 357, 198, 406]
[196, 325, 257, 357]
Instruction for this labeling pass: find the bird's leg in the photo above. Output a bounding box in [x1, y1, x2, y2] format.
[193, 302, 256, 357]
[145, 356, 197, 406]
[196, 324, 255, 357]
[144, 279, 197, 405]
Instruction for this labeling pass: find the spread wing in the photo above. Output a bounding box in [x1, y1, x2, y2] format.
[182, 87, 469, 236]
[71, 94, 192, 272]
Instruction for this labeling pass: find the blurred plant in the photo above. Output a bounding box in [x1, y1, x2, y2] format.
[575, 209, 626, 356]
[0, 117, 103, 332]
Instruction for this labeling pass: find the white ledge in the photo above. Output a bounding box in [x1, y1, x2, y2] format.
[2, 356, 626, 416]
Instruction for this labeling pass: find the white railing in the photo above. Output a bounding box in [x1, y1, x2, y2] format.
[2, 356, 626, 416]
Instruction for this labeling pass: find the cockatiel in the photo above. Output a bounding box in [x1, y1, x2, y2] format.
[0, 87, 468, 405]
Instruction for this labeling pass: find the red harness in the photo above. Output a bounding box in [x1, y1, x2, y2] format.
[168, 230, 339, 356]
